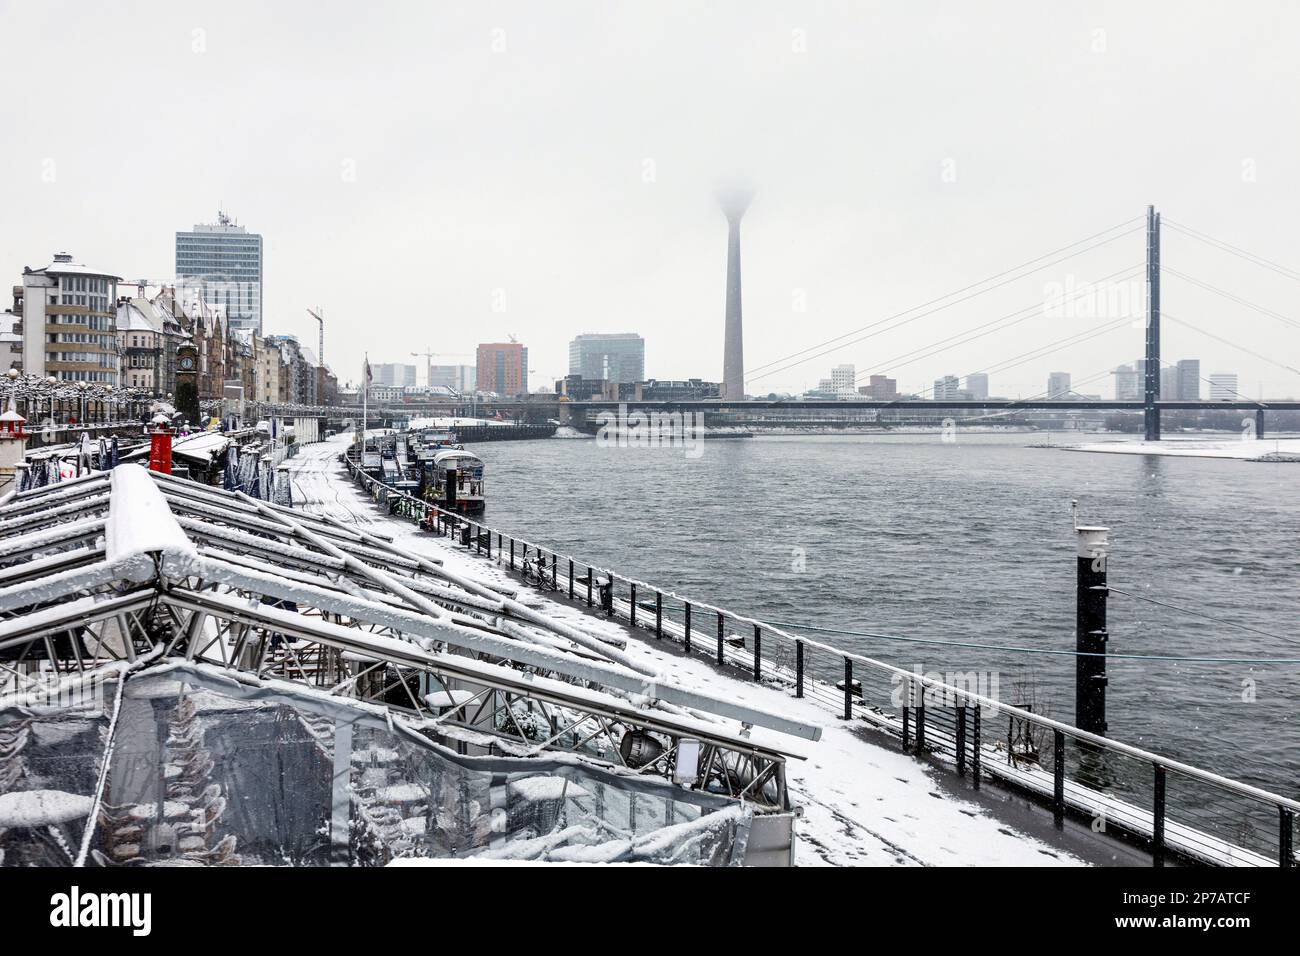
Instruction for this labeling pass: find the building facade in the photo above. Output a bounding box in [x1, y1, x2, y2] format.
[1176, 359, 1201, 400]
[965, 373, 989, 401]
[477, 342, 528, 396]
[16, 253, 121, 384]
[569, 333, 644, 384]
[1047, 372, 1072, 399]
[1209, 372, 1239, 400]
[933, 375, 961, 401]
[858, 375, 898, 401]
[1113, 363, 1140, 401]
[373, 362, 417, 387]
[428, 363, 476, 392]
[175, 211, 263, 334]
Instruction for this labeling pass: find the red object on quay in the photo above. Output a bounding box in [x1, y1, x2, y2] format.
[148, 422, 173, 474]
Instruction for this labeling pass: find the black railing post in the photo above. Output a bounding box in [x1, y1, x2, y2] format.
[842, 658, 852, 720]
[902, 698, 910, 751]
[1053, 729, 1066, 826]
[568, 559, 574, 599]
[1153, 764, 1167, 866]
[716, 613, 724, 665]
[916, 688, 925, 753]
[550, 554, 557, 589]
[486, 531, 492, 559]
[972, 706, 981, 790]
[655, 591, 662, 637]
[956, 706, 967, 776]
[752, 625, 761, 680]
[586, 569, 593, 607]
[1280, 808, 1295, 868]
[795, 640, 804, 698]
[684, 602, 692, 654]
[630, 583, 637, 626]
[510, 538, 515, 570]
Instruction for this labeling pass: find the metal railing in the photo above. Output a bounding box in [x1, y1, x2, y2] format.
[341, 451, 1298, 868]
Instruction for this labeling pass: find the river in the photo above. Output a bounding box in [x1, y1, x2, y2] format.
[477, 432, 1299, 799]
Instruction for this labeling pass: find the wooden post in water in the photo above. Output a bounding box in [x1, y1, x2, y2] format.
[1075, 521, 1110, 735]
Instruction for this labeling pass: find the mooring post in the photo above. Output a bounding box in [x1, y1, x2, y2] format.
[1280, 807, 1294, 867]
[795, 640, 805, 698]
[956, 706, 967, 776]
[1053, 729, 1066, 826]
[1153, 764, 1167, 866]
[842, 658, 852, 720]
[1076, 522, 1110, 735]
[716, 612, 724, 665]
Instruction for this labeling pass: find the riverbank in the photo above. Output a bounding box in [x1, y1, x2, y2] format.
[285, 435, 1089, 866]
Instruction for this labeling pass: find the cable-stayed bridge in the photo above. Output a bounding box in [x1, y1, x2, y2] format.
[262, 206, 1300, 439]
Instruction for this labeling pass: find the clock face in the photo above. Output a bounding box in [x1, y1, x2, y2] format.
[180, 356, 195, 371]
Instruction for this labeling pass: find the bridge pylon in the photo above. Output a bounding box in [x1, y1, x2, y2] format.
[1144, 205, 1162, 441]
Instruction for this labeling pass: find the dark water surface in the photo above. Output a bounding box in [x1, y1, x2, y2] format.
[479, 433, 1299, 796]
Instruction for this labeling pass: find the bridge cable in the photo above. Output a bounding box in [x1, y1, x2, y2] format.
[1162, 312, 1300, 379]
[1164, 219, 1300, 284]
[842, 265, 1138, 390]
[1163, 267, 1300, 333]
[746, 223, 1143, 385]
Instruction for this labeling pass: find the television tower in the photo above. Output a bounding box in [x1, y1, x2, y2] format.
[718, 188, 753, 401]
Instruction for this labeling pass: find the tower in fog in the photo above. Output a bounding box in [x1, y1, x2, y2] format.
[718, 188, 753, 401]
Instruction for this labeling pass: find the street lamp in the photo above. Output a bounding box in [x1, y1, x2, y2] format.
[45, 376, 58, 431]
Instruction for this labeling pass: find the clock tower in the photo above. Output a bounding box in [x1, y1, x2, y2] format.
[175, 343, 200, 427]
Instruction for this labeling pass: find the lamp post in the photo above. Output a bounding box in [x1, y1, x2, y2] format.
[45, 376, 58, 431]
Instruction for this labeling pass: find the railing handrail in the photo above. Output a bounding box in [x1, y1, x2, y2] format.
[340, 446, 1300, 819]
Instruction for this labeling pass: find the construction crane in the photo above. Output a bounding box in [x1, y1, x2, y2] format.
[306, 308, 324, 367]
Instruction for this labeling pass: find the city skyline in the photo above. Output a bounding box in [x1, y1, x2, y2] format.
[3, 3, 1299, 400]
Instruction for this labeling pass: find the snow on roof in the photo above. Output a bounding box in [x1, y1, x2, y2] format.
[26, 255, 121, 281]
[0, 466, 816, 757]
[105, 465, 198, 570]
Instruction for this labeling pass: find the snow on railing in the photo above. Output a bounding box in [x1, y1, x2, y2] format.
[338, 449, 1299, 868]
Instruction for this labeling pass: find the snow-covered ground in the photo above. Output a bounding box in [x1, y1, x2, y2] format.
[1063, 436, 1300, 461]
[284, 435, 1084, 866]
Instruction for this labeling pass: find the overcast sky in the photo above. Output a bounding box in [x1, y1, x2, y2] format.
[3, 1, 1298, 398]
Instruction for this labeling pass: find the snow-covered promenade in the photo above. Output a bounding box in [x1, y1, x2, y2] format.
[285, 435, 1088, 866]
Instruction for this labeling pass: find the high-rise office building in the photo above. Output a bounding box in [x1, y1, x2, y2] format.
[1209, 372, 1239, 400]
[477, 342, 528, 396]
[16, 253, 121, 385]
[1176, 359, 1201, 400]
[568, 333, 645, 384]
[1160, 366, 1178, 400]
[965, 372, 989, 400]
[428, 364, 476, 392]
[830, 364, 856, 396]
[1047, 372, 1072, 399]
[1113, 364, 1140, 401]
[372, 363, 416, 387]
[175, 211, 263, 334]
[933, 375, 961, 400]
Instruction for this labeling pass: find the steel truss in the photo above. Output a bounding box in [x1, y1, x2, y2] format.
[0, 467, 813, 813]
